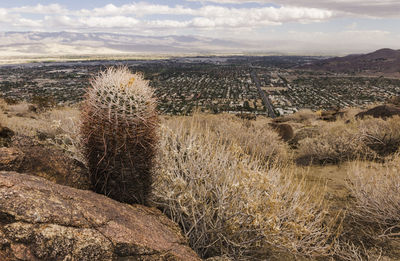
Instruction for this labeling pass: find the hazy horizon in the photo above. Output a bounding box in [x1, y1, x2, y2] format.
[0, 0, 399, 57]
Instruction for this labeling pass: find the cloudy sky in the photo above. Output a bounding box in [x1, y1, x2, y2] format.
[0, 0, 399, 55]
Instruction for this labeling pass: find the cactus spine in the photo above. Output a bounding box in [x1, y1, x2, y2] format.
[81, 67, 158, 204]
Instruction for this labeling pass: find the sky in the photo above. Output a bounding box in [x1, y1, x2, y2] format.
[0, 0, 399, 55]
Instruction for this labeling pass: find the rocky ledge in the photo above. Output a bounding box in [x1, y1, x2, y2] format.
[0, 171, 200, 260]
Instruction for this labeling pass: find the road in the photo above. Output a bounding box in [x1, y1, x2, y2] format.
[250, 70, 277, 118]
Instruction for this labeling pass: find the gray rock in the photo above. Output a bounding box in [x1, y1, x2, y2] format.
[0, 171, 200, 261]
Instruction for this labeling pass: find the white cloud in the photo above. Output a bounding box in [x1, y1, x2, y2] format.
[0, 8, 43, 28]
[0, 8, 14, 23]
[74, 3, 334, 24]
[44, 15, 77, 28]
[187, 0, 400, 18]
[76, 3, 195, 17]
[146, 20, 190, 29]
[0, 30, 397, 58]
[79, 16, 140, 28]
[0, 3, 335, 31]
[0, 2, 397, 55]
[13, 18, 43, 28]
[12, 4, 67, 14]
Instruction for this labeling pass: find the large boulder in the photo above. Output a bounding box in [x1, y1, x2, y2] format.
[0, 147, 24, 171]
[9, 136, 90, 190]
[0, 172, 200, 261]
[356, 105, 400, 119]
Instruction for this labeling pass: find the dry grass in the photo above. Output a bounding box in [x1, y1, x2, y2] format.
[48, 107, 86, 165]
[359, 116, 400, 157]
[0, 101, 85, 166]
[296, 120, 374, 165]
[295, 116, 400, 165]
[172, 113, 290, 166]
[279, 109, 318, 124]
[3, 99, 400, 259]
[152, 114, 341, 260]
[333, 240, 384, 261]
[346, 154, 400, 239]
[340, 107, 362, 121]
[0, 101, 79, 137]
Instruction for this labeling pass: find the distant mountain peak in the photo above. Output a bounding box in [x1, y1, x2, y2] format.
[0, 31, 250, 58]
[300, 48, 400, 75]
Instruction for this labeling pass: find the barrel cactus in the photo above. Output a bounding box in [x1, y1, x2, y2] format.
[81, 67, 158, 204]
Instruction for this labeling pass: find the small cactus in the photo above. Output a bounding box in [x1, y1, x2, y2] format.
[81, 67, 158, 204]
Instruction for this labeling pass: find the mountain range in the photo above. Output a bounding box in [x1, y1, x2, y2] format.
[0, 31, 399, 75]
[301, 48, 400, 75]
[0, 31, 254, 58]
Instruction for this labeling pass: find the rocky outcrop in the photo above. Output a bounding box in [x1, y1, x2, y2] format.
[356, 105, 400, 119]
[0, 148, 24, 171]
[6, 136, 90, 190]
[0, 171, 200, 261]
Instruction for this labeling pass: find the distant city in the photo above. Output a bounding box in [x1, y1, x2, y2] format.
[0, 55, 399, 116]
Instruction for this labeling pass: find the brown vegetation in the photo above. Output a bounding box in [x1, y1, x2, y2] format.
[153, 115, 340, 259]
[268, 122, 294, 142]
[1, 96, 400, 260]
[347, 154, 400, 238]
[295, 115, 400, 164]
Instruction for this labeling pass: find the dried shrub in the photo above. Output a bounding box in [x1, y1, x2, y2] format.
[31, 95, 56, 111]
[346, 154, 400, 238]
[359, 116, 400, 156]
[268, 122, 294, 142]
[333, 240, 383, 261]
[388, 96, 400, 106]
[81, 67, 158, 204]
[281, 109, 318, 124]
[178, 113, 290, 166]
[296, 117, 400, 165]
[153, 116, 340, 260]
[5, 102, 31, 117]
[49, 110, 86, 166]
[289, 126, 319, 149]
[3, 97, 18, 105]
[296, 120, 373, 165]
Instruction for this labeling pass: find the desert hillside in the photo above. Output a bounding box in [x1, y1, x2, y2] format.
[301, 48, 400, 76]
[0, 92, 399, 260]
